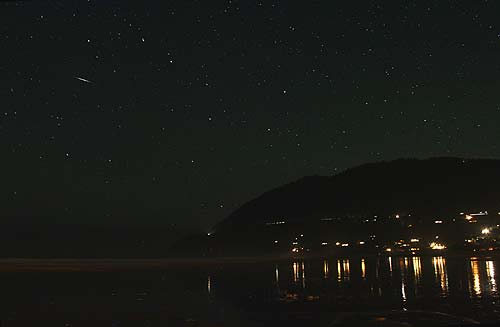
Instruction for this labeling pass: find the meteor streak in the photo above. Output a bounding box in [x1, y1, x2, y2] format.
[75, 76, 92, 84]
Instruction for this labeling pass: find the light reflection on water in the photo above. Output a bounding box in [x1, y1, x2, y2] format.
[342, 259, 350, 281]
[412, 257, 421, 281]
[400, 257, 408, 304]
[249, 256, 500, 306]
[486, 260, 497, 295]
[361, 258, 366, 279]
[292, 261, 306, 288]
[197, 256, 500, 324]
[433, 256, 448, 296]
[3, 257, 500, 325]
[412, 256, 422, 297]
[467, 259, 499, 298]
[470, 259, 481, 297]
[337, 259, 342, 282]
[292, 262, 299, 283]
[301, 261, 306, 289]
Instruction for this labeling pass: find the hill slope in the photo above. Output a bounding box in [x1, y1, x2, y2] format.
[215, 157, 500, 233]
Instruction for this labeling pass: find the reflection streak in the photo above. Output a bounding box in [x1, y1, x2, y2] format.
[412, 257, 421, 280]
[432, 256, 448, 296]
[361, 259, 366, 279]
[302, 261, 306, 289]
[470, 259, 481, 297]
[342, 259, 350, 281]
[400, 258, 407, 304]
[412, 257, 422, 283]
[486, 261, 497, 294]
[293, 262, 299, 283]
[412, 257, 422, 295]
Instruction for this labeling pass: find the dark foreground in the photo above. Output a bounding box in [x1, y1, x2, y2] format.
[0, 256, 499, 326]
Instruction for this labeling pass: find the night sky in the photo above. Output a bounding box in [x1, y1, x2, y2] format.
[2, 1, 500, 230]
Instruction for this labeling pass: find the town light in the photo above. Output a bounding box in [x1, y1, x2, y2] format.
[482, 228, 491, 235]
[430, 242, 446, 250]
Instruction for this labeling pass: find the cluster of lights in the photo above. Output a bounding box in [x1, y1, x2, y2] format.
[265, 221, 286, 226]
[285, 212, 496, 255]
[462, 211, 492, 224]
[302, 240, 368, 247]
[465, 214, 477, 223]
[430, 242, 446, 250]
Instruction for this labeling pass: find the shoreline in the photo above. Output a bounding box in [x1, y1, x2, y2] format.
[0, 251, 498, 272]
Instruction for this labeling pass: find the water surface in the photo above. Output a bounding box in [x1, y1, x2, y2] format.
[0, 256, 498, 326]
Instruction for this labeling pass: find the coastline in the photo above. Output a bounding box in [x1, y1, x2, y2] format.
[0, 251, 497, 272]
